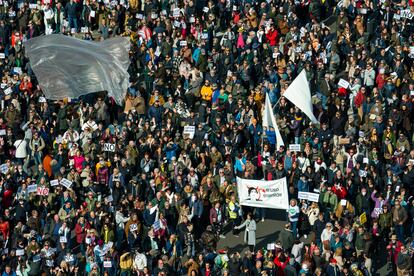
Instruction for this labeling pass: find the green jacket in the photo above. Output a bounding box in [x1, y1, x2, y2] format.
[321, 191, 338, 210]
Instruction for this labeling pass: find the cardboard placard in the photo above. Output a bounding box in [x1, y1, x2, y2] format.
[103, 143, 115, 152]
[339, 137, 350, 145]
[289, 144, 301, 151]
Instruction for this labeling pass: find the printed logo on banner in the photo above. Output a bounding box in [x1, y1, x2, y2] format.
[237, 177, 289, 209]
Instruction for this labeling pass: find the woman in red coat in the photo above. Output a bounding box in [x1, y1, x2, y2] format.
[274, 251, 290, 276]
[74, 216, 91, 254]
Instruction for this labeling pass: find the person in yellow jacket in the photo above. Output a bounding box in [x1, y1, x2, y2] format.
[119, 252, 133, 274]
[200, 80, 213, 102]
[227, 195, 241, 236]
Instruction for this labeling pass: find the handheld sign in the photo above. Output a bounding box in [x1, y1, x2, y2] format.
[103, 143, 116, 152]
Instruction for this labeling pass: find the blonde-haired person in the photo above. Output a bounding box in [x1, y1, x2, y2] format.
[287, 199, 300, 238]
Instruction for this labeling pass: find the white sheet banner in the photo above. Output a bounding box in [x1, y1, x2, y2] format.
[237, 177, 289, 209]
[263, 94, 284, 149]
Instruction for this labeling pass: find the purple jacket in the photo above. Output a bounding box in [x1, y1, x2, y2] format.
[371, 191, 388, 218]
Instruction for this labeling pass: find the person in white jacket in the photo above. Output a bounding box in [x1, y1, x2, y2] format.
[43, 4, 55, 35]
[234, 213, 257, 252]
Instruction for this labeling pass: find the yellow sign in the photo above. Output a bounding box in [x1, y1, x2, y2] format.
[360, 212, 367, 224]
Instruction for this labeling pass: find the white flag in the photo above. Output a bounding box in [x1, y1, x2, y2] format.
[262, 94, 284, 149]
[283, 70, 319, 124]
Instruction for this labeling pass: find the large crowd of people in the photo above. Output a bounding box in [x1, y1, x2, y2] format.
[0, 0, 413, 275]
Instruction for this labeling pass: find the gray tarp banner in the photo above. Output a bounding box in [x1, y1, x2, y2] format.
[24, 34, 131, 105]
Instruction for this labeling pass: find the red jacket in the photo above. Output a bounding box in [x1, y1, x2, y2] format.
[209, 207, 224, 225]
[354, 91, 365, 107]
[74, 222, 91, 244]
[266, 29, 278, 46]
[332, 185, 347, 200]
[0, 221, 9, 239]
[274, 256, 289, 276]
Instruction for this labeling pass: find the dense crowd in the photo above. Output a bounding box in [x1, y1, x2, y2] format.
[0, 0, 413, 275]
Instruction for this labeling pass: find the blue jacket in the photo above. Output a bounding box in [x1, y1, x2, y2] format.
[189, 199, 203, 217]
[266, 130, 276, 145]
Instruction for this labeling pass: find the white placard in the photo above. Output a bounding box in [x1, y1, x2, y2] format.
[129, 223, 138, 231]
[201, 32, 208, 39]
[151, 13, 158, 19]
[90, 10, 96, 17]
[0, 53, 4, 59]
[16, 249, 25, 256]
[267, 243, 275, 250]
[358, 8, 367, 14]
[338, 79, 350, 89]
[13, 67, 22, 75]
[401, 9, 414, 19]
[272, 52, 280, 59]
[104, 261, 112, 268]
[106, 195, 113, 202]
[359, 170, 367, 177]
[341, 199, 347, 206]
[173, 8, 180, 17]
[81, 27, 89, 33]
[8, 11, 15, 17]
[50, 179, 59, 186]
[4, 87, 12, 95]
[33, 254, 41, 262]
[136, 14, 143, 19]
[237, 177, 289, 209]
[46, 260, 54, 267]
[180, 40, 187, 46]
[29, 3, 38, 9]
[161, 10, 167, 16]
[27, 184, 38, 193]
[38, 96, 46, 103]
[0, 129, 6, 135]
[103, 143, 115, 152]
[60, 178, 72, 189]
[189, 17, 195, 23]
[203, 7, 209, 13]
[60, 236, 67, 243]
[298, 191, 320, 202]
[0, 163, 8, 174]
[363, 157, 369, 164]
[70, 28, 76, 34]
[289, 144, 301, 151]
[409, 159, 414, 164]
[0, 83, 6, 89]
[183, 125, 195, 139]
[233, 5, 237, 11]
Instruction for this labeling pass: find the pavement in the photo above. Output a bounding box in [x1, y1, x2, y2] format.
[217, 209, 391, 276]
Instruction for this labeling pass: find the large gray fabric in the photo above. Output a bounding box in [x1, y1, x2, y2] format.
[24, 34, 131, 105]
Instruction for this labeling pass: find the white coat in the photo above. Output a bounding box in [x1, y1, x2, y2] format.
[236, 219, 256, 246]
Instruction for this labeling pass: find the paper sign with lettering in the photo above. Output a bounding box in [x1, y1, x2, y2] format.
[104, 261, 112, 268]
[4, 87, 12, 95]
[38, 96, 46, 103]
[29, 4, 38, 9]
[33, 254, 41, 262]
[161, 10, 167, 16]
[106, 195, 113, 202]
[46, 260, 54, 267]
[103, 143, 115, 152]
[0, 164, 8, 174]
[60, 178, 72, 189]
[267, 243, 275, 250]
[0, 129, 5, 136]
[37, 187, 49, 196]
[289, 144, 301, 152]
[189, 17, 195, 23]
[90, 10, 96, 17]
[338, 79, 350, 89]
[151, 13, 158, 19]
[183, 125, 195, 139]
[201, 32, 208, 39]
[60, 236, 67, 243]
[401, 9, 414, 19]
[129, 223, 138, 231]
[0, 53, 4, 59]
[173, 8, 180, 17]
[81, 27, 89, 33]
[180, 40, 187, 46]
[50, 179, 59, 186]
[0, 83, 6, 89]
[298, 191, 320, 202]
[360, 212, 367, 224]
[16, 249, 25, 256]
[341, 199, 347, 206]
[136, 14, 143, 19]
[27, 184, 38, 193]
[203, 7, 209, 13]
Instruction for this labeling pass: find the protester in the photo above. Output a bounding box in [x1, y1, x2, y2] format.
[0, 0, 412, 275]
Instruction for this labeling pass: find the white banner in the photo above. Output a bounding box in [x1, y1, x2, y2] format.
[262, 94, 284, 149]
[283, 70, 319, 124]
[237, 177, 289, 209]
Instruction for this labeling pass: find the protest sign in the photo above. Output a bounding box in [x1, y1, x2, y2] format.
[103, 143, 116, 152]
